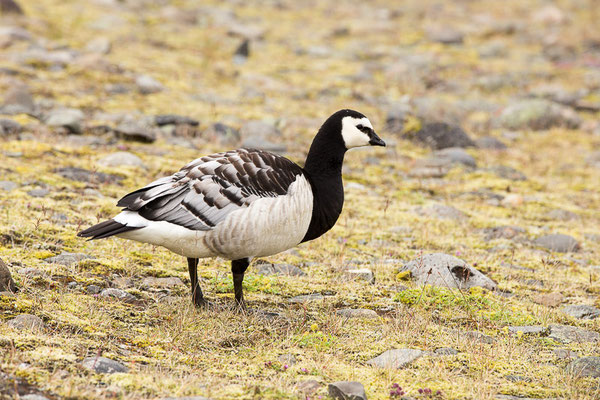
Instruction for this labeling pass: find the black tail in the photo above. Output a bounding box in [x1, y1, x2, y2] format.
[77, 219, 139, 240]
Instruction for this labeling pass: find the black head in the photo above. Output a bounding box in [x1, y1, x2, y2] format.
[320, 109, 386, 149]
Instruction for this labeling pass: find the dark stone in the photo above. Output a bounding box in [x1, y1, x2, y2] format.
[366, 349, 422, 368]
[0, 258, 16, 292]
[81, 356, 128, 374]
[86, 285, 102, 294]
[328, 381, 367, 400]
[566, 357, 600, 378]
[0, 0, 24, 14]
[114, 122, 156, 143]
[561, 305, 600, 320]
[234, 39, 250, 58]
[55, 167, 122, 184]
[0, 119, 22, 135]
[155, 115, 199, 126]
[533, 234, 580, 253]
[410, 122, 475, 150]
[100, 288, 137, 303]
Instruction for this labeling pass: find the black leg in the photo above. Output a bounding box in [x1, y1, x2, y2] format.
[187, 257, 206, 307]
[231, 258, 250, 308]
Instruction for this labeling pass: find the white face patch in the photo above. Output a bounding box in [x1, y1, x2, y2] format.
[341, 116, 374, 149]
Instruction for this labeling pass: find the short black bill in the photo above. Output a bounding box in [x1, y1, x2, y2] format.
[369, 132, 386, 147]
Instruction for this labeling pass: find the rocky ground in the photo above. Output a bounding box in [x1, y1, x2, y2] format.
[1, 0, 599, 399]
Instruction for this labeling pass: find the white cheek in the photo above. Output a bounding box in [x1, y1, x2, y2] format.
[342, 127, 370, 148]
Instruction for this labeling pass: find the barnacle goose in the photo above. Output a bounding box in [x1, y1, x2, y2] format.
[78, 109, 385, 308]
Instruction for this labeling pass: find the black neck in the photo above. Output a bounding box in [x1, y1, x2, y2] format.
[301, 127, 347, 243]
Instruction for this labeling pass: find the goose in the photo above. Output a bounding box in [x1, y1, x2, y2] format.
[78, 109, 385, 308]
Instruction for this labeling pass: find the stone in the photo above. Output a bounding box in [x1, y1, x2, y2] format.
[561, 305, 600, 320]
[114, 122, 156, 143]
[554, 348, 578, 360]
[367, 349, 422, 369]
[408, 158, 452, 178]
[489, 165, 527, 181]
[400, 253, 497, 291]
[100, 288, 137, 303]
[385, 104, 410, 133]
[431, 147, 476, 168]
[533, 293, 563, 307]
[0, 181, 18, 191]
[136, 75, 164, 94]
[586, 151, 600, 168]
[2, 85, 34, 115]
[240, 120, 281, 139]
[483, 225, 525, 241]
[433, 347, 458, 356]
[278, 354, 296, 366]
[20, 395, 50, 400]
[425, 26, 464, 44]
[241, 136, 286, 153]
[504, 375, 531, 383]
[45, 252, 92, 266]
[566, 357, 600, 378]
[55, 167, 121, 184]
[141, 277, 184, 288]
[86, 285, 102, 294]
[508, 326, 547, 335]
[328, 381, 367, 400]
[45, 108, 85, 133]
[296, 379, 321, 395]
[0, 119, 22, 135]
[160, 397, 211, 400]
[18, 267, 45, 277]
[410, 122, 475, 150]
[255, 262, 306, 277]
[463, 331, 495, 344]
[499, 99, 581, 131]
[85, 37, 111, 54]
[204, 123, 240, 144]
[532, 5, 566, 25]
[0, 258, 16, 292]
[155, 115, 199, 127]
[501, 194, 524, 208]
[336, 308, 378, 318]
[546, 209, 578, 221]
[27, 188, 49, 198]
[81, 356, 128, 374]
[0, 0, 23, 14]
[97, 152, 145, 168]
[475, 136, 507, 150]
[288, 293, 325, 303]
[343, 268, 375, 284]
[7, 314, 44, 331]
[233, 39, 250, 64]
[548, 324, 600, 343]
[533, 234, 580, 253]
[416, 204, 467, 221]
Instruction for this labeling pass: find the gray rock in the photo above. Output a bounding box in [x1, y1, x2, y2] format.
[136, 75, 164, 94]
[425, 26, 464, 44]
[554, 348, 578, 360]
[255, 262, 306, 277]
[546, 209, 578, 221]
[483, 225, 525, 241]
[85, 37, 111, 54]
[141, 277, 184, 288]
[27, 188, 49, 198]
[296, 379, 321, 395]
[81, 356, 128, 374]
[45, 108, 85, 133]
[489, 165, 527, 181]
[240, 120, 280, 139]
[504, 375, 531, 383]
[432, 147, 477, 168]
[100, 288, 137, 303]
[0, 0, 24, 14]
[566, 357, 600, 378]
[385, 104, 410, 133]
[561, 305, 600, 320]
[586, 151, 600, 168]
[0, 258, 16, 292]
[7, 314, 44, 331]
[0, 118, 22, 135]
[336, 308, 378, 318]
[410, 122, 475, 150]
[408, 157, 452, 178]
[433, 347, 458, 356]
[416, 204, 467, 220]
[155, 115, 199, 127]
[400, 253, 497, 291]
[0, 181, 18, 191]
[114, 122, 156, 143]
[20, 395, 50, 400]
[533, 234, 580, 253]
[45, 252, 92, 266]
[278, 353, 296, 366]
[86, 284, 102, 294]
[508, 326, 547, 335]
[97, 152, 145, 168]
[548, 324, 600, 343]
[343, 268, 375, 284]
[367, 349, 422, 369]
[328, 381, 367, 400]
[204, 123, 240, 144]
[160, 397, 211, 400]
[242, 135, 286, 153]
[475, 136, 507, 150]
[18, 267, 45, 277]
[1, 85, 34, 115]
[499, 99, 581, 131]
[55, 167, 122, 184]
[463, 331, 496, 344]
[288, 293, 325, 303]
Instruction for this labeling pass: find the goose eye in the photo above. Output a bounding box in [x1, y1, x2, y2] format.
[357, 125, 370, 133]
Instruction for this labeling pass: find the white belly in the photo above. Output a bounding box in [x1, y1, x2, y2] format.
[115, 175, 313, 260]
